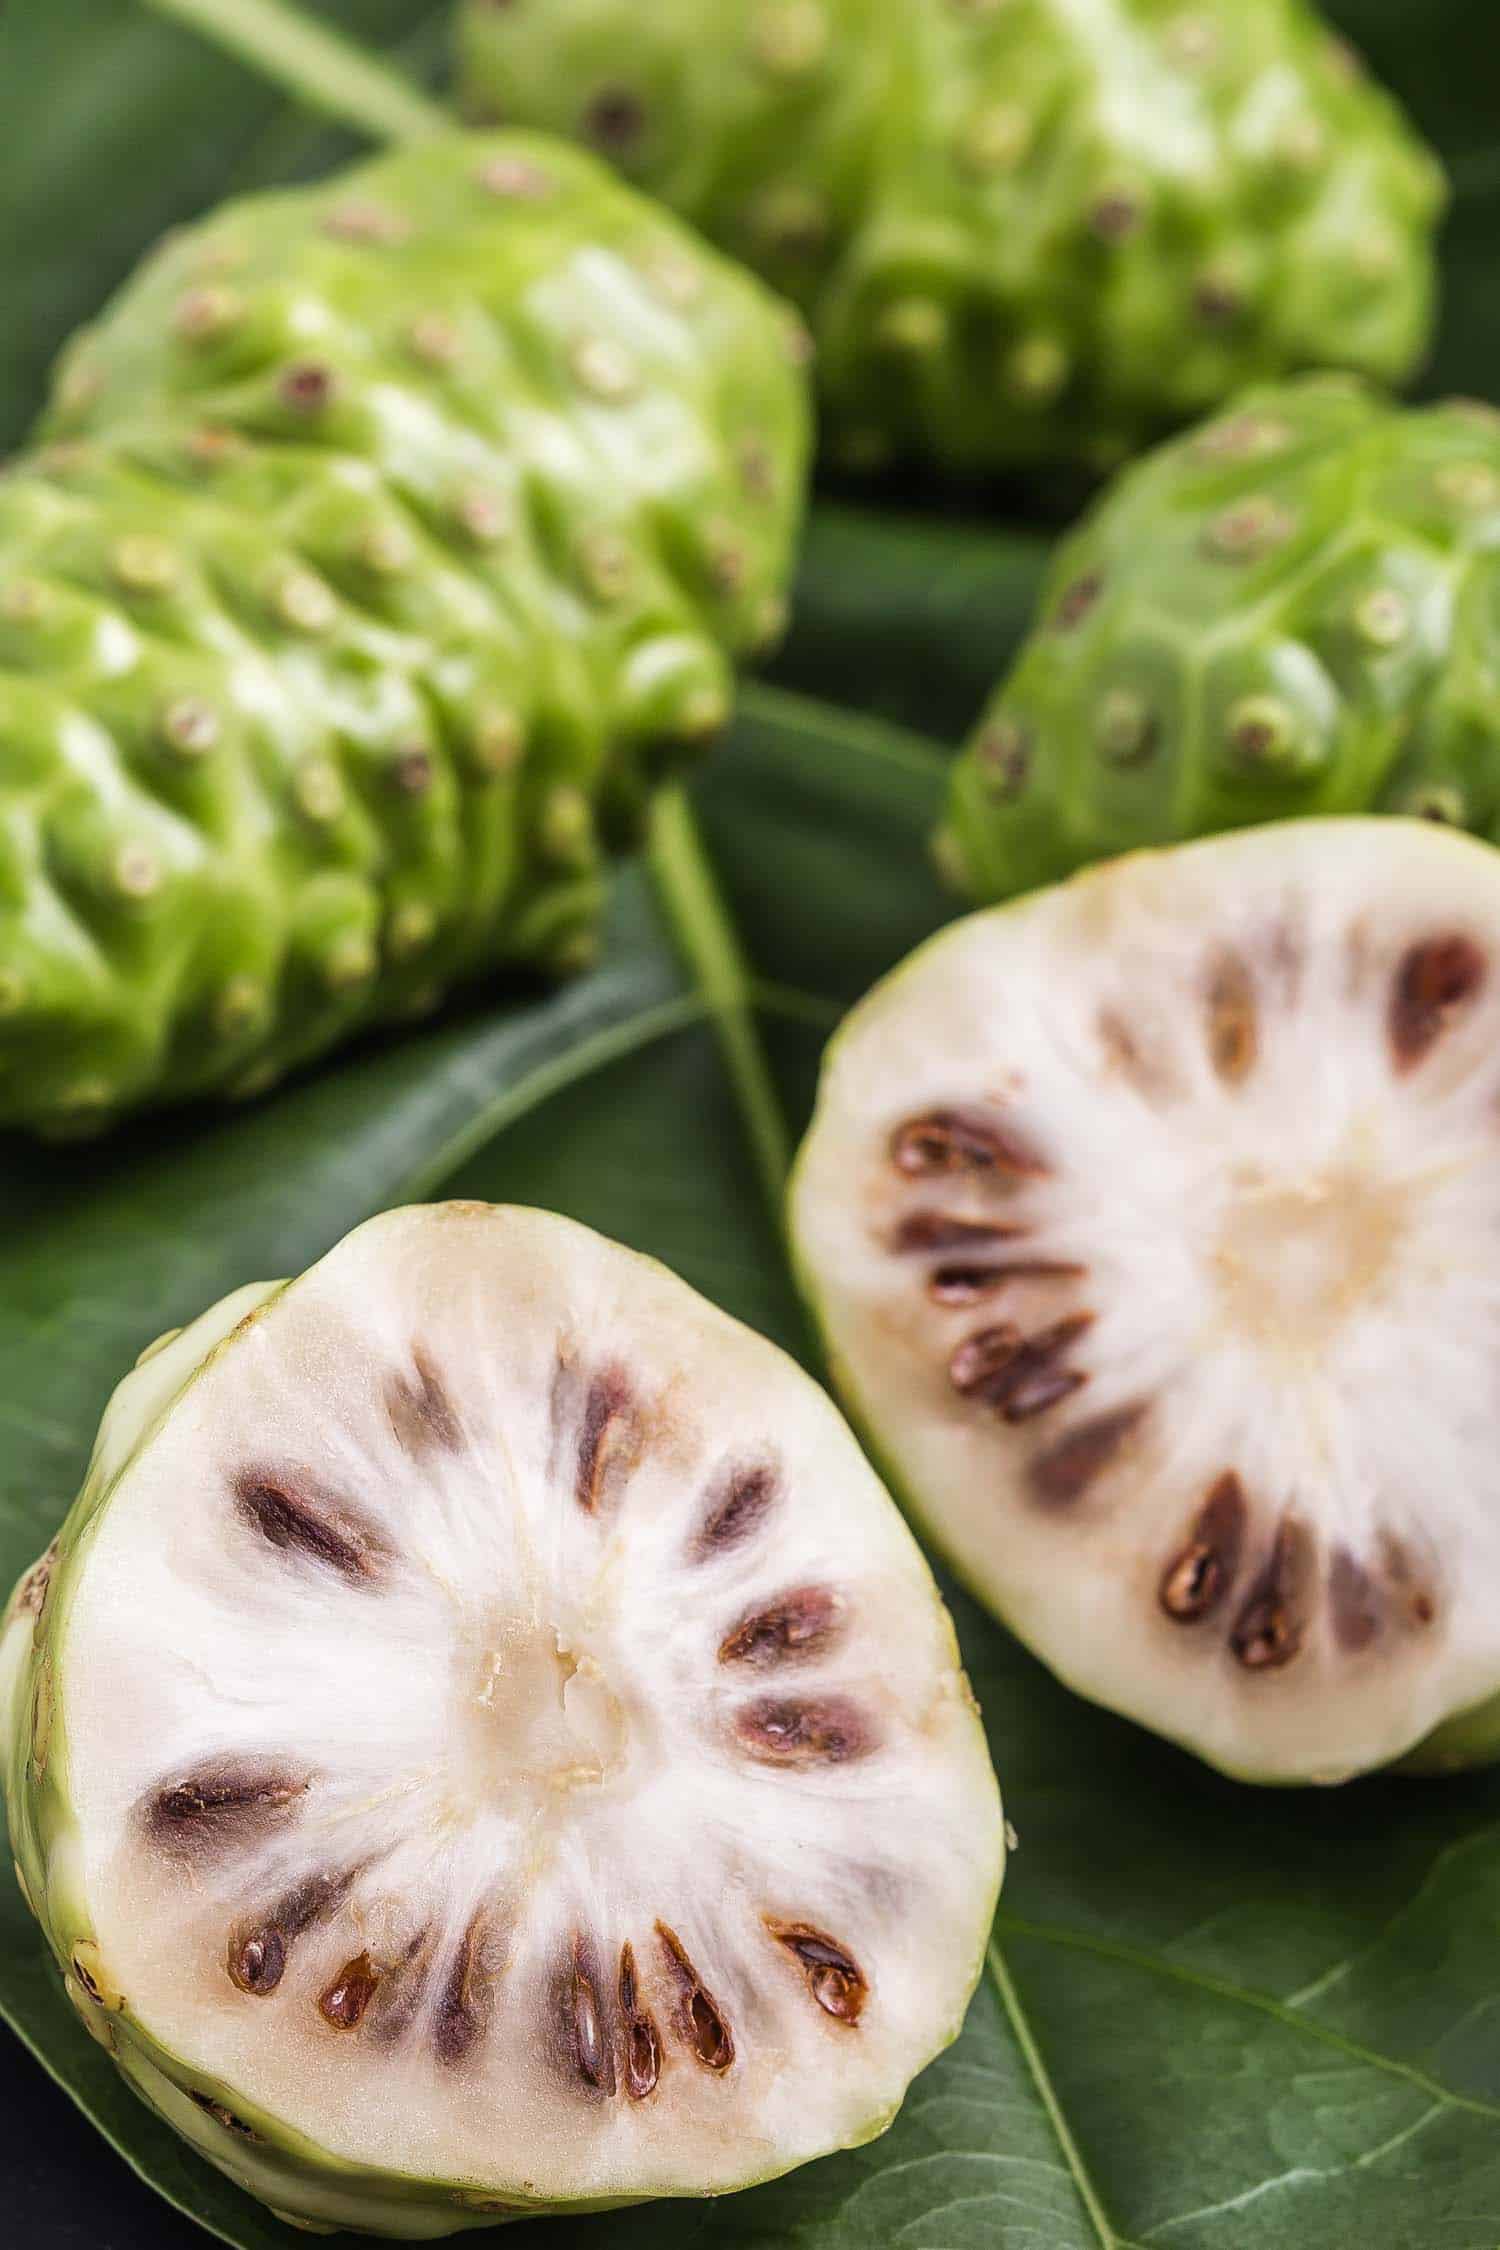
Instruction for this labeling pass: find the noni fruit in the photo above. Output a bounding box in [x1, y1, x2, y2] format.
[0, 132, 809, 1138]
[0, 1204, 1002, 2231]
[941, 378, 1500, 902]
[456, 0, 1443, 476]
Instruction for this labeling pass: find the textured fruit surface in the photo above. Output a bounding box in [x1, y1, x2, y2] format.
[792, 819, 1500, 1784]
[0, 1203, 1003, 2234]
[457, 0, 1443, 476]
[0, 131, 808, 1138]
[942, 378, 1500, 902]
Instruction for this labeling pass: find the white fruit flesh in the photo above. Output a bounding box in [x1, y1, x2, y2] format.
[36, 1204, 1002, 2210]
[792, 820, 1500, 1783]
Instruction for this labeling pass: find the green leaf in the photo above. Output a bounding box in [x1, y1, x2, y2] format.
[7, 7, 1500, 2250]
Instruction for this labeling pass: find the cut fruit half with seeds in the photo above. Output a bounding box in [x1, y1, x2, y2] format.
[792, 820, 1500, 1785]
[0, 1205, 1001, 2236]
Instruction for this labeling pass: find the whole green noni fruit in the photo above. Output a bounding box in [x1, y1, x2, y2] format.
[941, 378, 1500, 902]
[457, 0, 1444, 476]
[0, 131, 809, 1138]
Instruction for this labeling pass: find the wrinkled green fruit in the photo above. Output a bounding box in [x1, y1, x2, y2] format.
[457, 0, 1443, 477]
[942, 378, 1500, 902]
[792, 818, 1500, 1785]
[0, 1203, 1004, 2234]
[0, 132, 808, 1138]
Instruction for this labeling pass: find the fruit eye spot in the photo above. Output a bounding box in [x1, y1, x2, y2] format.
[582, 86, 647, 153]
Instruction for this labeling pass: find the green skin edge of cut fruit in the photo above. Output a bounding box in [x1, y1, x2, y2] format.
[0, 1256, 1001, 2234]
[786, 861, 1500, 1790]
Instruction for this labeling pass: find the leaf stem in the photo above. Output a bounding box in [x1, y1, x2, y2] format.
[139, 0, 447, 143]
[647, 787, 793, 1223]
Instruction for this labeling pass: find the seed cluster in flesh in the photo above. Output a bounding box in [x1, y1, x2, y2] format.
[793, 820, 1500, 1783]
[457, 0, 1441, 476]
[945, 380, 1500, 905]
[0, 1206, 1002, 2226]
[0, 131, 808, 1137]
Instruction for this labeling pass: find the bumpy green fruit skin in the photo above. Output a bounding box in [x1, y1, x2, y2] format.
[0, 132, 808, 1138]
[942, 378, 1500, 901]
[456, 0, 1443, 476]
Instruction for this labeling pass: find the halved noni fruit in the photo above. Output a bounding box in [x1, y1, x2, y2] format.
[0, 1204, 1003, 2235]
[792, 819, 1500, 1784]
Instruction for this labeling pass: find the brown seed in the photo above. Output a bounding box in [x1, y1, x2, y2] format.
[655, 1924, 734, 2071]
[766, 1921, 867, 2025]
[891, 1109, 1048, 1180]
[227, 1926, 284, 1996]
[1380, 1532, 1439, 1629]
[566, 1934, 614, 2093]
[146, 1762, 308, 1853]
[948, 1324, 1023, 1398]
[234, 1471, 389, 1583]
[433, 1914, 489, 2065]
[1329, 1547, 1383, 1653]
[719, 1586, 843, 1667]
[319, 1951, 381, 2030]
[893, 1211, 1024, 1255]
[951, 1314, 1093, 1419]
[1389, 934, 1486, 1071]
[574, 1365, 641, 1514]
[1029, 1403, 1146, 1506]
[1001, 1365, 1087, 1421]
[1052, 571, 1104, 631]
[1229, 1515, 1314, 1669]
[384, 1349, 462, 1455]
[582, 85, 646, 152]
[735, 1694, 875, 1767]
[1206, 952, 1258, 1084]
[929, 1258, 1087, 1307]
[227, 1871, 352, 1999]
[1159, 1472, 1247, 1621]
[692, 1464, 777, 1560]
[619, 1943, 662, 2100]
